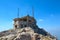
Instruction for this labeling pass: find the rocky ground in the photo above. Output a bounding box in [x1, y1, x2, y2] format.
[0, 27, 57, 40]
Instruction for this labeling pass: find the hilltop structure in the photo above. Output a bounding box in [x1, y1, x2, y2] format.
[0, 8, 57, 40]
[14, 15, 36, 29]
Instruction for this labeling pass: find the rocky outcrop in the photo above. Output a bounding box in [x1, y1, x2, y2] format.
[0, 27, 57, 40]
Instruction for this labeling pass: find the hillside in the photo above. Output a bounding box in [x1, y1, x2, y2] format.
[0, 15, 57, 40]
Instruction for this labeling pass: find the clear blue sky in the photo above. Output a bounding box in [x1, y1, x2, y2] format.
[0, 0, 60, 40]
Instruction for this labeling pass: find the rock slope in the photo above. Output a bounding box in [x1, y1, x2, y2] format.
[0, 27, 57, 40]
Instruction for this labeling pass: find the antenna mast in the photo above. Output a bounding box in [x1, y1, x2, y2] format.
[26, 9, 29, 27]
[17, 8, 19, 18]
[32, 6, 34, 18]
